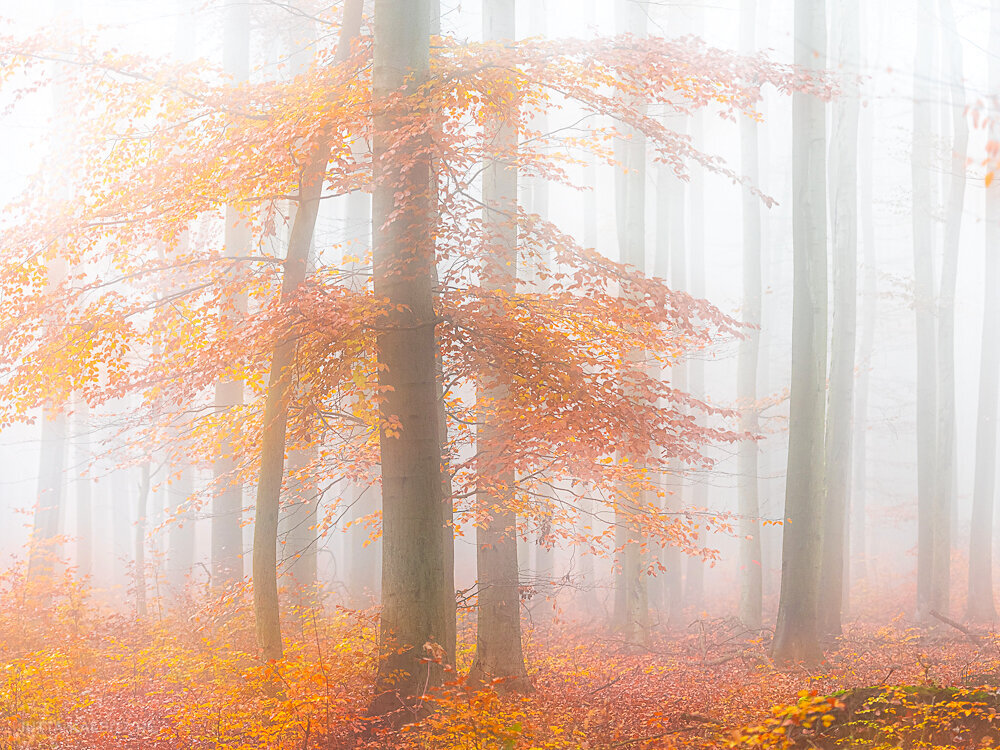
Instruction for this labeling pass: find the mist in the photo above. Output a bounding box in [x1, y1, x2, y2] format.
[0, 0, 998, 747]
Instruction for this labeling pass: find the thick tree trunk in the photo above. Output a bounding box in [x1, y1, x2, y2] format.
[772, 0, 827, 665]
[968, 0, 1000, 623]
[934, 0, 966, 617]
[819, 0, 859, 638]
[737, 0, 763, 631]
[212, 0, 250, 588]
[252, 0, 363, 661]
[370, 0, 454, 716]
[468, 0, 529, 692]
[912, 0, 938, 622]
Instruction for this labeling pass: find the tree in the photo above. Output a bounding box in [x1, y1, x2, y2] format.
[252, 0, 363, 661]
[212, 0, 251, 588]
[370, 0, 455, 715]
[611, 0, 651, 646]
[912, 0, 938, 621]
[968, 0, 1000, 623]
[819, 0, 860, 638]
[772, 0, 827, 665]
[467, 0, 529, 692]
[934, 0, 967, 619]
[737, 0, 764, 632]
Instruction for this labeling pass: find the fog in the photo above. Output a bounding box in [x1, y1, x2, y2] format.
[0, 0, 999, 746]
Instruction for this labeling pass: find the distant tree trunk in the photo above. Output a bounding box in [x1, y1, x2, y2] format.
[468, 0, 529, 692]
[212, 0, 250, 589]
[370, 0, 454, 716]
[610, 0, 650, 647]
[685, 103, 708, 612]
[772, 0, 827, 665]
[933, 0, 966, 617]
[852, 65, 876, 586]
[167, 467, 195, 594]
[74, 402, 93, 576]
[912, 0, 938, 621]
[27, 0, 73, 585]
[135, 462, 151, 618]
[819, 0, 860, 638]
[737, 0, 763, 632]
[654, 156, 684, 624]
[252, 0, 363, 661]
[968, 0, 1000, 623]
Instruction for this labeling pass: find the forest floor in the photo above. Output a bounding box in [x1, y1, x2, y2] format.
[3, 567, 1000, 749]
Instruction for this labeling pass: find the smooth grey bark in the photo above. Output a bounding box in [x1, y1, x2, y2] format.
[819, 0, 860, 638]
[135, 463, 151, 618]
[934, 0, 967, 617]
[772, 0, 827, 665]
[684, 104, 708, 612]
[74, 402, 93, 576]
[852, 68, 876, 586]
[212, 0, 250, 588]
[253, 0, 363, 661]
[370, 0, 454, 716]
[28, 410, 67, 582]
[736, 0, 763, 632]
[968, 0, 1000, 623]
[467, 0, 529, 692]
[912, 0, 938, 621]
[166, 467, 195, 594]
[610, 0, 650, 646]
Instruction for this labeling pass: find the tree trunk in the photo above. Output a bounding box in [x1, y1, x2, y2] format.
[737, 0, 763, 631]
[912, 0, 938, 622]
[252, 0, 363, 661]
[685, 102, 707, 613]
[852, 55, 876, 586]
[74, 401, 93, 577]
[212, 0, 250, 588]
[610, 0, 650, 647]
[468, 0, 529, 692]
[968, 0, 1000, 623]
[931, 0, 966, 618]
[772, 0, 827, 665]
[819, 0, 860, 638]
[370, 0, 454, 716]
[135, 462, 151, 618]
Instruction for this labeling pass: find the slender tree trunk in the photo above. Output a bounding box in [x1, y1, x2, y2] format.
[772, 0, 827, 665]
[819, 0, 860, 638]
[167, 467, 194, 595]
[468, 0, 529, 691]
[370, 0, 454, 716]
[685, 103, 708, 612]
[74, 401, 92, 577]
[852, 65, 876, 586]
[932, 0, 966, 617]
[968, 0, 1000, 623]
[737, 0, 763, 631]
[212, 0, 250, 588]
[610, 0, 650, 647]
[253, 0, 363, 661]
[912, 0, 938, 621]
[135, 462, 151, 618]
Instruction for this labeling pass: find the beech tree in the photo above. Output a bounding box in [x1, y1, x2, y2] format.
[968, 0, 1000, 622]
[737, 0, 764, 632]
[819, 0, 860, 637]
[772, 0, 827, 665]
